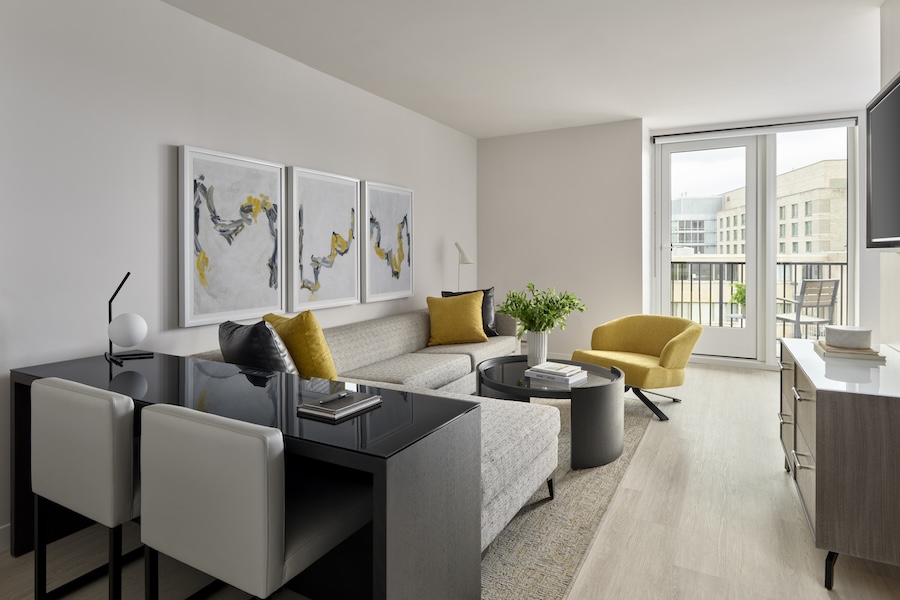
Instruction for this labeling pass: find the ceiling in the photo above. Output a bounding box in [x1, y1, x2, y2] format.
[161, 0, 884, 139]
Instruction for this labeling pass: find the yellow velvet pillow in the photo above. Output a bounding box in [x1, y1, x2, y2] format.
[426, 291, 488, 346]
[262, 311, 338, 380]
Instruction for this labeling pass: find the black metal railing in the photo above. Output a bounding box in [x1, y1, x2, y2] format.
[670, 259, 848, 339]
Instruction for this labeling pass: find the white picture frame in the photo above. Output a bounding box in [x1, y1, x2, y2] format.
[361, 181, 413, 302]
[288, 167, 360, 311]
[179, 146, 285, 327]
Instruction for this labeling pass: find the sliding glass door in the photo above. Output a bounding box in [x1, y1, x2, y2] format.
[654, 122, 853, 361]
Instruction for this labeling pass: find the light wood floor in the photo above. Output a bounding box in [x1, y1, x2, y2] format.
[3, 364, 900, 599]
[567, 363, 900, 600]
[0, 522, 307, 599]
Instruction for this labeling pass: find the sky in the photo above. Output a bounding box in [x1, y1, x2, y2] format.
[669, 127, 848, 199]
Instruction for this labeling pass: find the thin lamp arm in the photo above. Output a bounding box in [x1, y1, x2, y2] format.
[108, 272, 131, 357]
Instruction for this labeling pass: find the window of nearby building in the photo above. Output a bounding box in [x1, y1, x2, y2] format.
[806, 241, 813, 252]
[792, 222, 799, 237]
[779, 224, 785, 238]
[741, 228, 745, 240]
[727, 231, 731, 241]
[741, 244, 745, 254]
[733, 244, 738, 254]
[741, 214, 745, 225]
[779, 206, 786, 220]
[805, 221, 813, 235]
[792, 242, 799, 253]
[805, 201, 812, 216]
[727, 216, 731, 228]
[779, 242, 786, 253]
[791, 204, 798, 218]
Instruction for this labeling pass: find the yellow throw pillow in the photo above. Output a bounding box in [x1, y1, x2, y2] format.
[426, 291, 488, 346]
[263, 311, 338, 380]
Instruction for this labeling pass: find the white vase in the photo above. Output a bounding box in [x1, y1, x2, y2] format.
[526, 330, 549, 366]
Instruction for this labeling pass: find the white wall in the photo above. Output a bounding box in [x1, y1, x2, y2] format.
[880, 0, 900, 346]
[477, 120, 644, 358]
[0, 0, 477, 547]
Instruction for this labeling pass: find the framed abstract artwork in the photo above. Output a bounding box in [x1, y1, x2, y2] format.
[288, 167, 360, 311]
[179, 146, 285, 327]
[361, 181, 413, 302]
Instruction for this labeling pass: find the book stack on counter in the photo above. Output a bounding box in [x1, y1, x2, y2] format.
[814, 340, 886, 364]
[297, 390, 382, 421]
[525, 361, 588, 384]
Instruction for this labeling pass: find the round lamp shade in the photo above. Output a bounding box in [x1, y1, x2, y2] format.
[108, 313, 147, 348]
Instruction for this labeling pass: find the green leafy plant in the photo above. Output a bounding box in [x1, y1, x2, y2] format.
[730, 282, 746, 307]
[497, 283, 586, 338]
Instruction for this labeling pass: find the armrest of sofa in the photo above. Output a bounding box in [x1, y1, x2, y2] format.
[191, 349, 226, 363]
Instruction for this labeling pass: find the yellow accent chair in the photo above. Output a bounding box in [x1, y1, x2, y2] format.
[572, 315, 702, 421]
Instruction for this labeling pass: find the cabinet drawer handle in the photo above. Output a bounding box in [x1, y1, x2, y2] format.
[778, 412, 793, 425]
[792, 450, 815, 471]
[793, 387, 812, 402]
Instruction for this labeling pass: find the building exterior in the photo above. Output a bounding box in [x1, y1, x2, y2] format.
[714, 159, 847, 261]
[670, 195, 722, 255]
[670, 159, 848, 331]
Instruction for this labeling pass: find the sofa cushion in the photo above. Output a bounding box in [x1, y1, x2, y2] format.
[323, 311, 431, 373]
[442, 287, 499, 337]
[218, 320, 299, 376]
[341, 353, 471, 390]
[475, 398, 561, 509]
[426, 292, 488, 346]
[417, 336, 518, 370]
[263, 311, 338, 380]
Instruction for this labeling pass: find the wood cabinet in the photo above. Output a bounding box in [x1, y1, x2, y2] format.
[779, 339, 900, 590]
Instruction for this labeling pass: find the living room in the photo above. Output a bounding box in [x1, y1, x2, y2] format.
[3, 0, 900, 598]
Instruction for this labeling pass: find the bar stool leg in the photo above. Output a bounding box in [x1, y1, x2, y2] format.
[109, 525, 123, 600]
[35, 495, 48, 600]
[145, 546, 159, 600]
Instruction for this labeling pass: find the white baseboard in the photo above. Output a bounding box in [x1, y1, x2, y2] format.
[0, 522, 9, 553]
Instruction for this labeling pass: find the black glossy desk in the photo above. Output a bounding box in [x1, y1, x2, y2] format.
[477, 356, 624, 469]
[10, 353, 481, 599]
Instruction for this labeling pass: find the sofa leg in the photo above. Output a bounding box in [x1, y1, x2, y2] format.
[547, 478, 554, 500]
[632, 388, 669, 421]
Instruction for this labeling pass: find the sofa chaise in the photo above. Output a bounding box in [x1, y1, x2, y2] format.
[194, 309, 560, 551]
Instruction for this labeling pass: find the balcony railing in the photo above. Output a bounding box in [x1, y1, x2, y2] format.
[670, 259, 848, 339]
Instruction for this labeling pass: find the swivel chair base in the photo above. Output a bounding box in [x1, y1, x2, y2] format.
[627, 386, 682, 422]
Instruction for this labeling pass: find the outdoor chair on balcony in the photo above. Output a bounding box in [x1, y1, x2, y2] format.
[775, 278, 840, 339]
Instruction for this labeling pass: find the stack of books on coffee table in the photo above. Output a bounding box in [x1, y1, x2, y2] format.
[525, 361, 588, 384]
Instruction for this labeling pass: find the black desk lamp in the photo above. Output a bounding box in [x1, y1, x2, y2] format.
[105, 272, 154, 366]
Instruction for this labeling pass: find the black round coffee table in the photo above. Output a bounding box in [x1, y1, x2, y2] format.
[476, 355, 624, 468]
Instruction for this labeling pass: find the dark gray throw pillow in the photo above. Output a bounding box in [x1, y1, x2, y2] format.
[218, 320, 299, 376]
[441, 287, 499, 337]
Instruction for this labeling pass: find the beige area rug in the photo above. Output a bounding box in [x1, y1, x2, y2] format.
[480, 395, 653, 600]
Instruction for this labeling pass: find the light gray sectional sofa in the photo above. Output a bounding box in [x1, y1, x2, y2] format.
[195, 309, 561, 551]
[324, 309, 517, 395]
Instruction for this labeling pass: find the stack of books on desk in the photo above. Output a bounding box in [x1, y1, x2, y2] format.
[814, 340, 886, 364]
[525, 361, 588, 384]
[297, 390, 382, 420]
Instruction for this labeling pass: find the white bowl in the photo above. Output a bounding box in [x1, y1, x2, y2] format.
[824, 325, 871, 349]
